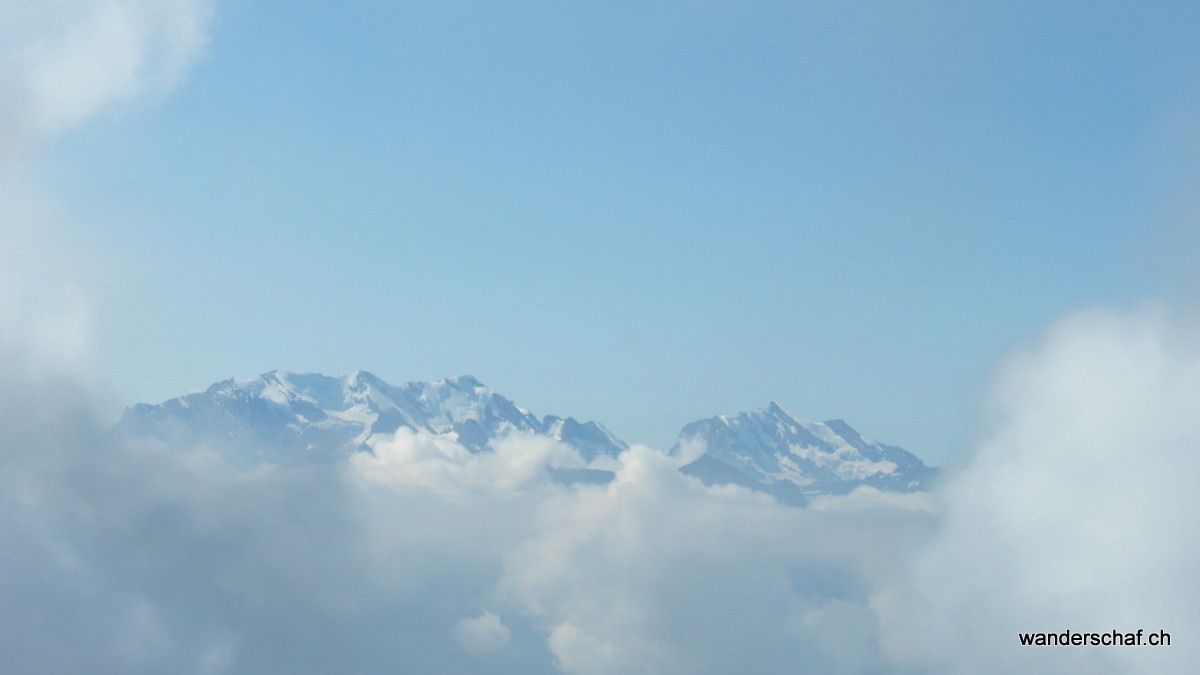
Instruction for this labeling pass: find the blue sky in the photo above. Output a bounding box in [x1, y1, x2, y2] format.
[44, 1, 1200, 462]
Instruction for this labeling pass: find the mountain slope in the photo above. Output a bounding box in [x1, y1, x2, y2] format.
[116, 372, 936, 503]
[673, 402, 936, 498]
[115, 370, 628, 463]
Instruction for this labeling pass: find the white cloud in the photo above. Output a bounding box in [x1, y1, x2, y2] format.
[0, 0, 212, 144]
[0, 0, 213, 320]
[0, 326, 933, 672]
[5, 300, 1200, 672]
[889, 304, 1200, 672]
[496, 446, 928, 674]
[354, 427, 585, 494]
[455, 611, 513, 653]
[547, 622, 634, 675]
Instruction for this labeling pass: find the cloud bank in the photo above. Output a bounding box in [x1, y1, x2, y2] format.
[891, 304, 1200, 673]
[5, 303, 1197, 673]
[6, 302, 1199, 673]
[0, 332, 936, 672]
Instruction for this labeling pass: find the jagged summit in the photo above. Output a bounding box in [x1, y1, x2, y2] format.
[116, 372, 935, 502]
[117, 370, 625, 463]
[674, 402, 936, 499]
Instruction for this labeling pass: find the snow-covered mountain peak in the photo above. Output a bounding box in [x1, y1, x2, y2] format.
[763, 400, 788, 416]
[115, 371, 626, 463]
[115, 373, 935, 502]
[438, 374, 485, 390]
[675, 403, 937, 498]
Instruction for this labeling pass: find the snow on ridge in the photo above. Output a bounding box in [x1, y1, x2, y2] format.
[117, 370, 627, 462]
[119, 372, 934, 499]
[673, 401, 935, 497]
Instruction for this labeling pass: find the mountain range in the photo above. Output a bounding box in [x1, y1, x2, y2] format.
[114, 370, 936, 504]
